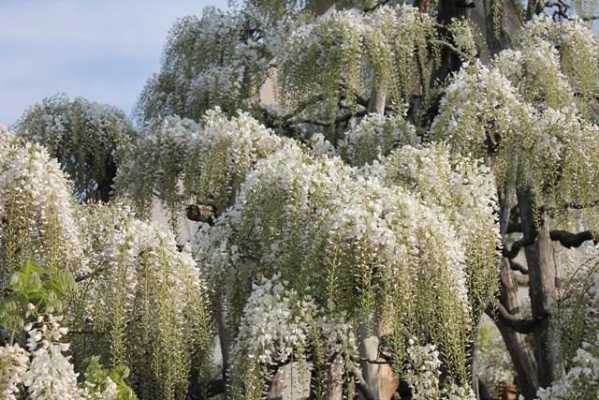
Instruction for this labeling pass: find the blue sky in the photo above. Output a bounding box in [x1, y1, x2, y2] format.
[0, 0, 227, 125]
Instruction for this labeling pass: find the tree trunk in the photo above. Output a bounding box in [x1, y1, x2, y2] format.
[215, 300, 231, 384]
[358, 333, 381, 399]
[518, 187, 564, 388]
[326, 357, 344, 400]
[437, 0, 469, 73]
[494, 171, 539, 399]
[368, 83, 386, 115]
[495, 258, 539, 399]
[523, 218, 564, 387]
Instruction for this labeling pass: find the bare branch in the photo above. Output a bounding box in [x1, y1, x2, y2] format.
[75, 266, 109, 282]
[502, 234, 536, 259]
[507, 222, 523, 234]
[550, 230, 598, 249]
[509, 259, 529, 275]
[487, 303, 543, 334]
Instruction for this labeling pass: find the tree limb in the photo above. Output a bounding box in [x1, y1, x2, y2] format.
[487, 303, 543, 334]
[75, 266, 109, 282]
[550, 230, 598, 249]
[507, 222, 522, 234]
[509, 259, 529, 275]
[502, 234, 536, 259]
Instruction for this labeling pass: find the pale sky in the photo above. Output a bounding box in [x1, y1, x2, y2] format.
[0, 0, 227, 126]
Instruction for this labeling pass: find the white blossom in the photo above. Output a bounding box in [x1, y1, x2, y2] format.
[0, 343, 29, 400]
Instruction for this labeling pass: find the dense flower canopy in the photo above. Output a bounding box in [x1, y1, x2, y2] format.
[16, 95, 136, 202]
[0, 128, 211, 400]
[0, 132, 83, 280]
[3, 3, 599, 400]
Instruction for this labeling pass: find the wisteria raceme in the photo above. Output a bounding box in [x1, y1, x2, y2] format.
[0, 343, 29, 400]
[278, 5, 438, 118]
[230, 276, 361, 400]
[406, 340, 442, 400]
[195, 137, 475, 385]
[15, 95, 135, 202]
[378, 144, 499, 322]
[229, 276, 314, 399]
[136, 5, 276, 123]
[73, 201, 211, 400]
[493, 40, 574, 110]
[535, 336, 599, 400]
[533, 271, 599, 399]
[338, 112, 417, 166]
[0, 124, 12, 150]
[432, 56, 599, 209]
[519, 16, 599, 114]
[23, 315, 81, 400]
[0, 132, 84, 280]
[116, 108, 288, 218]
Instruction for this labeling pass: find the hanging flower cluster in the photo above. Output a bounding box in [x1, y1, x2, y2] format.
[535, 334, 599, 400]
[73, 201, 211, 400]
[493, 41, 574, 110]
[0, 132, 83, 280]
[116, 108, 288, 219]
[338, 112, 417, 166]
[0, 311, 124, 400]
[15, 95, 136, 202]
[432, 46, 599, 209]
[406, 340, 442, 400]
[406, 340, 476, 400]
[278, 5, 438, 120]
[190, 125, 487, 389]
[136, 5, 280, 124]
[378, 144, 500, 323]
[520, 16, 599, 114]
[229, 276, 318, 399]
[0, 343, 29, 400]
[0, 130, 211, 400]
[229, 275, 364, 400]
[23, 315, 82, 399]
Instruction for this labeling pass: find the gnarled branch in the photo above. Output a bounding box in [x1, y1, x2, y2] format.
[509, 259, 529, 275]
[550, 229, 598, 249]
[487, 303, 544, 334]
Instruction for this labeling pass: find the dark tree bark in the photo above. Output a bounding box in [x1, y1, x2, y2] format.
[493, 258, 539, 399]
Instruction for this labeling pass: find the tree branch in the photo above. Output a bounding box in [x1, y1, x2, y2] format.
[550, 230, 598, 249]
[487, 303, 543, 334]
[75, 266, 109, 282]
[507, 222, 522, 234]
[298, 110, 367, 127]
[502, 234, 536, 259]
[509, 259, 529, 275]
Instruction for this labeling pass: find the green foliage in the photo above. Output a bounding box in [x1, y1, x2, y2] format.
[83, 356, 138, 400]
[0, 259, 74, 335]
